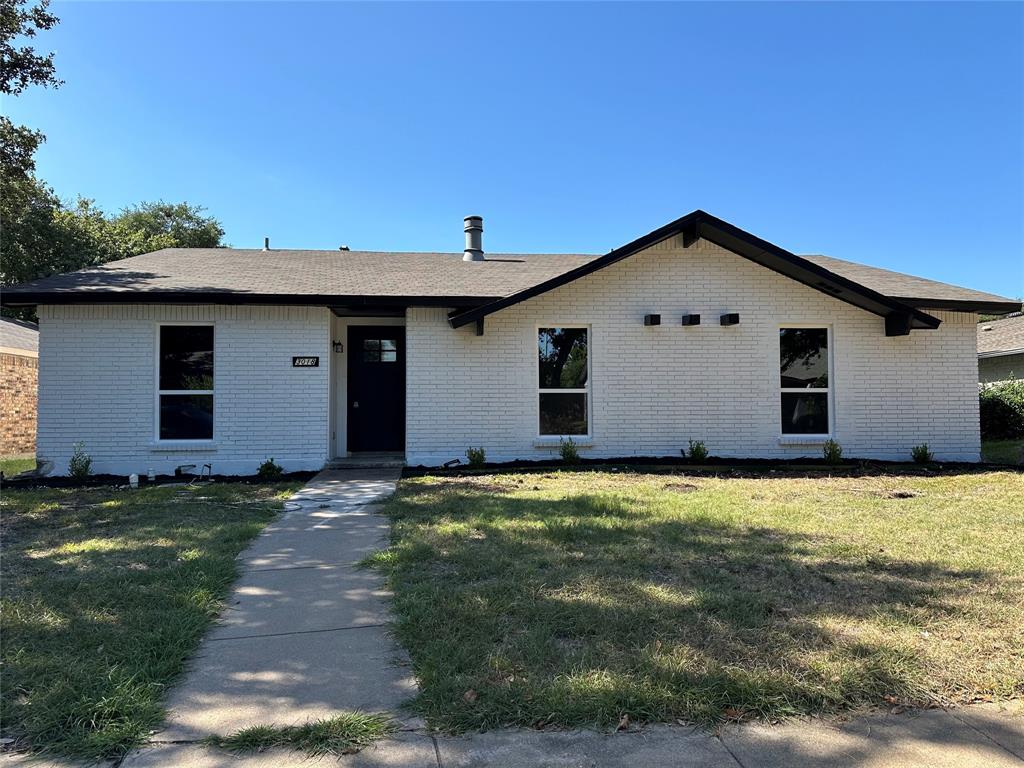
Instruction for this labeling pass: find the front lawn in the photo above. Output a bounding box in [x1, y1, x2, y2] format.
[0, 454, 35, 478]
[372, 469, 1024, 731]
[0, 481, 301, 759]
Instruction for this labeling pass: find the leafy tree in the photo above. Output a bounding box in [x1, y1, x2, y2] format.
[0, 0, 62, 96]
[112, 201, 225, 253]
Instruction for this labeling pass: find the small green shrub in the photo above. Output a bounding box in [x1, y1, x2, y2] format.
[465, 447, 486, 468]
[559, 437, 580, 464]
[980, 377, 1024, 440]
[686, 440, 709, 463]
[69, 442, 92, 480]
[911, 443, 934, 464]
[257, 458, 284, 480]
[822, 439, 843, 465]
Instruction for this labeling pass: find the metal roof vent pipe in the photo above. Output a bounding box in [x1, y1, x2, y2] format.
[463, 215, 484, 261]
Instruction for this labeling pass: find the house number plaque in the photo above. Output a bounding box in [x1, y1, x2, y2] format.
[292, 356, 320, 367]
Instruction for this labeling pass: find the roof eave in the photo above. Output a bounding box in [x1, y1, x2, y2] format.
[898, 298, 1023, 314]
[978, 348, 1024, 359]
[0, 291, 500, 308]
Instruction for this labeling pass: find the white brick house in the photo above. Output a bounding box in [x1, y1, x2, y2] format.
[3, 211, 1018, 475]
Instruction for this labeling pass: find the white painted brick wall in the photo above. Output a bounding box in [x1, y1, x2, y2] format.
[406, 237, 980, 465]
[37, 305, 331, 476]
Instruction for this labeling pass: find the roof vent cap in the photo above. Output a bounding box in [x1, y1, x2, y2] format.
[463, 216, 484, 262]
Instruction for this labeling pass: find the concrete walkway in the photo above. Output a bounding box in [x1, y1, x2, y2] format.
[138, 468, 416, 748]
[112, 701, 1022, 767]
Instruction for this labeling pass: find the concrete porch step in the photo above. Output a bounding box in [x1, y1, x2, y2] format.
[326, 452, 406, 469]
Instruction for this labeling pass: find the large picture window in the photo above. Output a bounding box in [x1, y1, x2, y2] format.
[158, 325, 214, 440]
[538, 327, 589, 436]
[779, 327, 830, 435]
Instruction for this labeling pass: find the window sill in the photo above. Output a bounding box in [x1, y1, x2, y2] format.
[533, 437, 594, 448]
[777, 435, 832, 446]
[148, 441, 219, 452]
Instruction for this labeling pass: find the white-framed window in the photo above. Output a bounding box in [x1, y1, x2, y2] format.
[779, 325, 831, 436]
[537, 326, 590, 436]
[156, 324, 214, 441]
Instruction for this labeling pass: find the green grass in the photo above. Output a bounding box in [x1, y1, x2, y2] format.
[982, 439, 1024, 465]
[0, 454, 35, 477]
[0, 481, 301, 759]
[371, 469, 1024, 731]
[205, 713, 395, 757]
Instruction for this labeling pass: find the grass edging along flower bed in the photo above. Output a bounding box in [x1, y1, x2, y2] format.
[402, 454, 1023, 478]
[370, 469, 1023, 732]
[0, 470, 318, 490]
[0, 481, 302, 760]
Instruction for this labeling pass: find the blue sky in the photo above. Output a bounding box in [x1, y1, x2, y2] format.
[7, 1, 1023, 297]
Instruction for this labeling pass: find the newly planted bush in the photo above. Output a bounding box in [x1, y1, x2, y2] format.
[822, 439, 843, 465]
[465, 447, 486, 468]
[911, 443, 933, 464]
[686, 440, 709, 463]
[559, 437, 580, 464]
[69, 442, 92, 480]
[257, 458, 284, 480]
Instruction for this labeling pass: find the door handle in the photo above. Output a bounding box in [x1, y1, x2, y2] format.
[352, 401, 359, 409]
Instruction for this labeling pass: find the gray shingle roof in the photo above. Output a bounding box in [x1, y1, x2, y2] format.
[1, 242, 1017, 315]
[0, 249, 599, 302]
[0, 317, 38, 352]
[802, 254, 1016, 308]
[978, 313, 1024, 356]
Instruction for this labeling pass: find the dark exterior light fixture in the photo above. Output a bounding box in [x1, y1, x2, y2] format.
[332, 340, 344, 353]
[681, 314, 700, 326]
[644, 314, 661, 326]
[720, 313, 740, 326]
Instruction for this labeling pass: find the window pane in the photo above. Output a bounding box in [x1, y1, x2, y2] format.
[538, 328, 588, 388]
[540, 393, 588, 435]
[780, 328, 828, 388]
[781, 392, 828, 434]
[381, 339, 397, 351]
[160, 394, 213, 440]
[380, 350, 397, 362]
[160, 326, 213, 390]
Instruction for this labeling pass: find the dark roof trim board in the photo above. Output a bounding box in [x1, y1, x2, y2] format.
[448, 210, 943, 332]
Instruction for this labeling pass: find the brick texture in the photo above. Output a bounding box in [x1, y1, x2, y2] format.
[0, 352, 37, 454]
[406, 237, 980, 465]
[37, 305, 330, 476]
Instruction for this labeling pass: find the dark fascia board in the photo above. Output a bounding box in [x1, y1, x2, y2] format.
[448, 210, 942, 331]
[895, 297, 1023, 314]
[0, 291, 499, 308]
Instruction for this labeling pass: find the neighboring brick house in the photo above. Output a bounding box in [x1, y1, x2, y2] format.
[1, 210, 1020, 475]
[0, 317, 39, 455]
[978, 312, 1024, 384]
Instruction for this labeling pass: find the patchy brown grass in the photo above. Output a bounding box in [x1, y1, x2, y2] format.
[369, 469, 1024, 731]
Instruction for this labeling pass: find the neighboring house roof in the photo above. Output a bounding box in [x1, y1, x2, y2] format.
[978, 312, 1024, 358]
[0, 317, 39, 355]
[2, 211, 1018, 334]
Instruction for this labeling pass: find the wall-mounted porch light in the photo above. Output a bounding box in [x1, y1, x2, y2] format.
[332, 340, 344, 353]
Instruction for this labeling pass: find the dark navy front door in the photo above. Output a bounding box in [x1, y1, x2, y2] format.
[347, 326, 405, 452]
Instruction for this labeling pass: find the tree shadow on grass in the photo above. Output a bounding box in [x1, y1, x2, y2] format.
[380, 486, 1010, 732]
